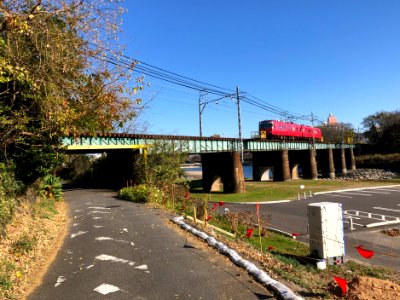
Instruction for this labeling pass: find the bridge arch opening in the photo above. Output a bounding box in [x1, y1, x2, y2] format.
[259, 167, 274, 181]
[291, 164, 303, 180]
[210, 175, 224, 192]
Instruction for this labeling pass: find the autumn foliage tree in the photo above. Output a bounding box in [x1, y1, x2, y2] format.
[0, 0, 143, 182]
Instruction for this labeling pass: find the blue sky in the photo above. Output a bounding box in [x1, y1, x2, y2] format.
[119, 1, 400, 138]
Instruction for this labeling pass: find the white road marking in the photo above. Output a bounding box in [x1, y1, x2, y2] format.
[88, 211, 110, 214]
[122, 228, 128, 232]
[88, 207, 110, 210]
[343, 220, 364, 227]
[95, 237, 114, 241]
[325, 194, 353, 198]
[131, 242, 135, 247]
[135, 264, 148, 270]
[361, 190, 391, 194]
[71, 231, 87, 238]
[373, 207, 400, 214]
[374, 189, 400, 192]
[93, 283, 120, 295]
[55, 276, 66, 287]
[95, 254, 135, 266]
[72, 223, 79, 227]
[94, 225, 104, 228]
[345, 210, 399, 221]
[92, 217, 102, 220]
[343, 215, 361, 220]
[341, 192, 372, 196]
[86, 265, 94, 269]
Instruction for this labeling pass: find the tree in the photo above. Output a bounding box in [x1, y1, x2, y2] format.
[319, 122, 354, 143]
[0, 0, 144, 182]
[362, 111, 400, 152]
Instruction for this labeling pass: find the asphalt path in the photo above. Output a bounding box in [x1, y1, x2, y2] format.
[222, 186, 400, 271]
[28, 188, 273, 300]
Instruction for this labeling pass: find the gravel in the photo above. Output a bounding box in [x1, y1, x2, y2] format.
[337, 168, 398, 181]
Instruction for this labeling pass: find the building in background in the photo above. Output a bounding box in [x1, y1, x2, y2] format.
[327, 113, 337, 125]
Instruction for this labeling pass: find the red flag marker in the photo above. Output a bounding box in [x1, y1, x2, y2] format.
[205, 216, 212, 221]
[333, 276, 347, 295]
[218, 201, 225, 206]
[267, 245, 275, 251]
[292, 232, 300, 238]
[211, 203, 217, 211]
[356, 246, 375, 259]
[245, 228, 253, 238]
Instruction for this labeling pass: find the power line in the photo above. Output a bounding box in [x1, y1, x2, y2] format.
[90, 45, 321, 124]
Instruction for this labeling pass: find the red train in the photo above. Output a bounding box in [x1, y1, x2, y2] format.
[258, 120, 323, 141]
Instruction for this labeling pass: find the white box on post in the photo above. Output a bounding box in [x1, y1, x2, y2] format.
[307, 202, 345, 265]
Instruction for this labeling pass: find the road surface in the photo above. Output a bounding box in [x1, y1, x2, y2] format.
[29, 187, 273, 300]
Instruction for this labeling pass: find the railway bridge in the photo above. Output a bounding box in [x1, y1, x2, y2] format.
[62, 134, 356, 193]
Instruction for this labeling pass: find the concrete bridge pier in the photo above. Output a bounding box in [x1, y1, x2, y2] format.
[281, 149, 291, 181]
[201, 152, 245, 193]
[309, 148, 318, 180]
[341, 147, 347, 175]
[252, 150, 291, 181]
[333, 147, 347, 175]
[317, 148, 335, 179]
[347, 147, 356, 171]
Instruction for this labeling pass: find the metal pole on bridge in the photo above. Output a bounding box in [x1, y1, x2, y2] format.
[236, 86, 243, 162]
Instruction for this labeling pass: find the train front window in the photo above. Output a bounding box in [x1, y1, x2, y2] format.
[260, 122, 273, 128]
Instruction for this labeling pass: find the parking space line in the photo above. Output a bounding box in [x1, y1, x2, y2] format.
[340, 192, 372, 196]
[373, 207, 400, 214]
[361, 190, 391, 194]
[325, 194, 353, 198]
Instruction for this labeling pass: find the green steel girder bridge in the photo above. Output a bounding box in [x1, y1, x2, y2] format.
[61, 133, 354, 153]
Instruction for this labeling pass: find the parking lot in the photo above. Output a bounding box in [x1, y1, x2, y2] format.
[227, 185, 400, 270]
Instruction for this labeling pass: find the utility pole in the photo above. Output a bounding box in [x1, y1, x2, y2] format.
[236, 86, 243, 162]
[310, 112, 316, 149]
[198, 90, 207, 137]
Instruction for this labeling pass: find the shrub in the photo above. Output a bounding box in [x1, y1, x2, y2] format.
[118, 185, 162, 203]
[39, 175, 63, 201]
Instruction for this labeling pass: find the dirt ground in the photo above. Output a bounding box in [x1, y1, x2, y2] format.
[0, 200, 69, 300]
[347, 276, 400, 300]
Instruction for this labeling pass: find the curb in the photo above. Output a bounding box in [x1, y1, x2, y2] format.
[171, 216, 303, 300]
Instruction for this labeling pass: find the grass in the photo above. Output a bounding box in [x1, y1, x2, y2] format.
[189, 178, 400, 202]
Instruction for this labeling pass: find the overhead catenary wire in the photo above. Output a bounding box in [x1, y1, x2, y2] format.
[90, 45, 323, 124]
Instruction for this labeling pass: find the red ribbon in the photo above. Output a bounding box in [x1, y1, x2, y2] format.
[245, 228, 253, 238]
[211, 203, 217, 211]
[205, 216, 212, 221]
[267, 245, 275, 251]
[333, 276, 347, 295]
[218, 201, 225, 206]
[356, 246, 375, 259]
[292, 232, 300, 237]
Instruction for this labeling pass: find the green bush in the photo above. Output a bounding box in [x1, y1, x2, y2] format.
[118, 185, 162, 203]
[39, 175, 63, 201]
